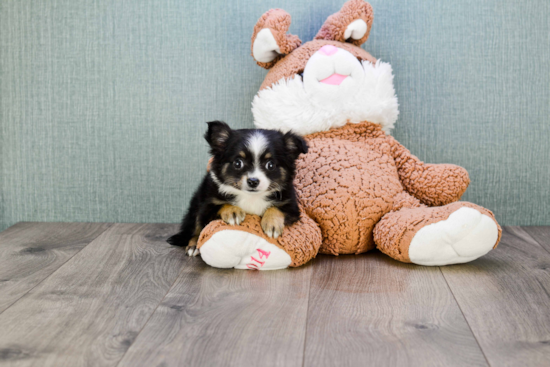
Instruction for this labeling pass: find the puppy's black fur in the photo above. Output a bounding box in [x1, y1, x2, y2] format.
[167, 121, 308, 253]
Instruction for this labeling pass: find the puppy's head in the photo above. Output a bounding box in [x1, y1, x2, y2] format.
[205, 121, 307, 194]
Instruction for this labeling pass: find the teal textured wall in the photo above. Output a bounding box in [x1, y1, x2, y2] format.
[1, 0, 549, 231]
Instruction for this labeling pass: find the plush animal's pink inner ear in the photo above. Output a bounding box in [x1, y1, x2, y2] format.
[251, 9, 301, 69]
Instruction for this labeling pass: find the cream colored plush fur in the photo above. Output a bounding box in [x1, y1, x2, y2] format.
[252, 57, 398, 136]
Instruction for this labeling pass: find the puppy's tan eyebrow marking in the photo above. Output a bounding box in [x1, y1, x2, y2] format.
[264, 153, 272, 159]
[239, 151, 246, 158]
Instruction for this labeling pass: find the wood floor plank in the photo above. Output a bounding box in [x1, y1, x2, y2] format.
[0, 222, 112, 313]
[441, 226, 550, 367]
[0, 223, 187, 367]
[117, 259, 314, 367]
[522, 226, 550, 254]
[303, 252, 487, 367]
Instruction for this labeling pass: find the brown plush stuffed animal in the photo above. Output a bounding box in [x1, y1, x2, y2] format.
[195, 0, 501, 270]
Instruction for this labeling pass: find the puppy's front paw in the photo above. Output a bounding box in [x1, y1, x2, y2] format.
[218, 204, 246, 226]
[261, 207, 285, 239]
[185, 237, 200, 257]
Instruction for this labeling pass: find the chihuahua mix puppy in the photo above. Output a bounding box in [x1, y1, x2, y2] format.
[167, 121, 308, 256]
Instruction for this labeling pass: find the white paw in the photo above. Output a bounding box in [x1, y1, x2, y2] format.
[199, 230, 291, 270]
[409, 207, 498, 266]
[186, 246, 200, 257]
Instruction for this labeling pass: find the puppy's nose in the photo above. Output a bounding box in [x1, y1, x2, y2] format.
[319, 45, 338, 56]
[247, 177, 260, 188]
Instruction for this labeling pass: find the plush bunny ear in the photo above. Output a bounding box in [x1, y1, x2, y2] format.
[314, 0, 373, 47]
[251, 9, 302, 69]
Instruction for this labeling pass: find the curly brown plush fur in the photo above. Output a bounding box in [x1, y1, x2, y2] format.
[295, 122, 500, 257]
[315, 0, 374, 46]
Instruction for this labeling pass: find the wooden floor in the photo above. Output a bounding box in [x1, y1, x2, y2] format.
[0, 223, 549, 367]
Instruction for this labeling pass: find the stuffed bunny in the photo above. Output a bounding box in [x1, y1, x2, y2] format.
[195, 0, 501, 270]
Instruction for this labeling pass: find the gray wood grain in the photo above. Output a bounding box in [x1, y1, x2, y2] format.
[0, 223, 187, 367]
[441, 227, 550, 367]
[118, 260, 314, 367]
[303, 252, 487, 367]
[522, 226, 550, 254]
[0, 222, 111, 313]
[2, 223, 549, 367]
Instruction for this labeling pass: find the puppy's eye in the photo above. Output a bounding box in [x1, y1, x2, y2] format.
[233, 159, 243, 170]
[265, 160, 275, 171]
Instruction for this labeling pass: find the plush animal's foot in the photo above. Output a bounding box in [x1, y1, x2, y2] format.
[218, 204, 246, 226]
[261, 207, 285, 239]
[200, 230, 291, 270]
[196, 211, 322, 269]
[408, 207, 498, 266]
[374, 202, 501, 266]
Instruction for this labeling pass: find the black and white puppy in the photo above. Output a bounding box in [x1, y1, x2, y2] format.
[167, 121, 308, 256]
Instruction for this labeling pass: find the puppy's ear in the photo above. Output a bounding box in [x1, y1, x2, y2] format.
[205, 121, 232, 153]
[283, 131, 308, 159]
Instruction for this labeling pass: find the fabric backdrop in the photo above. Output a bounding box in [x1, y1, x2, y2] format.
[1, 0, 549, 231]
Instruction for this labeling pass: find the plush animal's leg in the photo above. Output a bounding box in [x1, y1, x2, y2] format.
[374, 201, 501, 265]
[197, 208, 322, 270]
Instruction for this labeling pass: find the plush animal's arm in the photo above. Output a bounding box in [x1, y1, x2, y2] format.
[387, 136, 470, 206]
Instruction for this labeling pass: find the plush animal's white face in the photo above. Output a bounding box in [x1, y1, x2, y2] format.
[304, 45, 365, 88]
[252, 45, 399, 136]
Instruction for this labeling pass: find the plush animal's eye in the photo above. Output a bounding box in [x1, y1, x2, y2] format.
[233, 159, 243, 170]
[265, 161, 275, 171]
